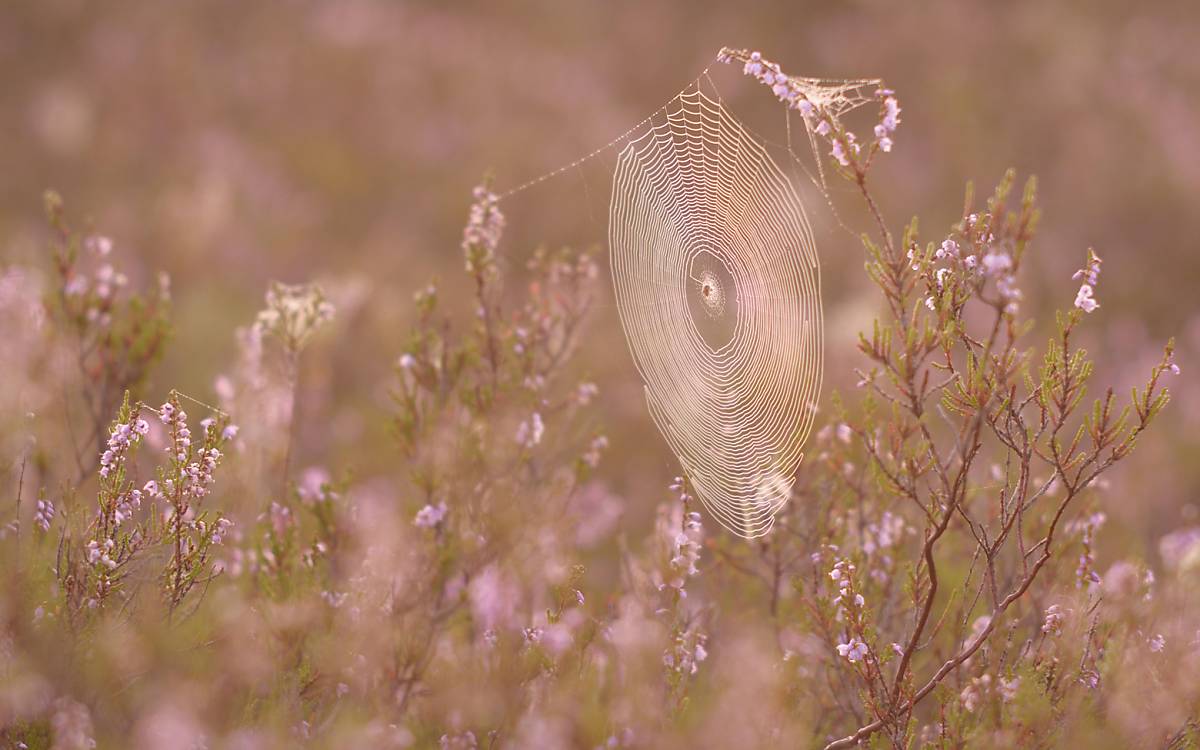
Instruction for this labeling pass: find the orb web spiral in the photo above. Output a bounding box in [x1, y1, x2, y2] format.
[609, 89, 822, 538]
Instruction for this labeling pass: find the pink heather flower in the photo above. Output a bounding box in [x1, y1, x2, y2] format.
[85, 235, 113, 257]
[64, 275, 88, 296]
[440, 731, 478, 750]
[574, 381, 599, 405]
[1072, 249, 1103, 286]
[99, 417, 146, 478]
[582, 435, 608, 468]
[298, 466, 331, 503]
[1042, 604, 1066, 635]
[1071, 249, 1103, 312]
[960, 675, 990, 712]
[981, 252, 1012, 275]
[86, 538, 117, 569]
[831, 139, 849, 167]
[462, 185, 505, 274]
[836, 637, 868, 663]
[1159, 527, 1200, 570]
[936, 239, 959, 259]
[1074, 283, 1099, 313]
[33, 498, 55, 532]
[515, 412, 544, 449]
[1149, 633, 1166, 653]
[522, 626, 543, 646]
[413, 502, 448, 529]
[222, 424, 239, 440]
[815, 120, 831, 136]
[881, 96, 901, 132]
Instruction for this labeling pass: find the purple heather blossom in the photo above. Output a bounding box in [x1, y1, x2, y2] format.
[414, 501, 448, 529]
[99, 415, 146, 479]
[462, 185, 505, 275]
[85, 235, 113, 257]
[836, 637, 868, 663]
[981, 251, 1012, 275]
[1074, 284, 1099, 313]
[831, 139, 849, 167]
[582, 435, 608, 469]
[515, 412, 544, 449]
[1159, 526, 1200, 570]
[1042, 604, 1066, 635]
[33, 498, 55, 532]
[1072, 250, 1103, 312]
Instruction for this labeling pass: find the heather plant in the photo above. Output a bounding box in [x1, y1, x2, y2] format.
[0, 44, 1197, 750]
[42, 192, 172, 479]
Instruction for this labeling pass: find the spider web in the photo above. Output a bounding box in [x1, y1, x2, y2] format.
[496, 52, 884, 537]
[610, 89, 821, 538]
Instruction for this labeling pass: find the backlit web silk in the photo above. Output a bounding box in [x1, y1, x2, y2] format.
[609, 89, 821, 538]
[496, 53, 882, 538]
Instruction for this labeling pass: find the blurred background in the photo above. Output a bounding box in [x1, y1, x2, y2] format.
[2, 0, 1197, 553]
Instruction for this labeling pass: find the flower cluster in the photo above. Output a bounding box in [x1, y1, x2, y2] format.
[99, 415, 150, 478]
[874, 92, 901, 152]
[61, 234, 129, 329]
[836, 637, 869, 664]
[581, 434, 608, 469]
[33, 497, 55, 533]
[921, 211, 1023, 315]
[717, 47, 901, 170]
[515, 412, 544, 449]
[661, 478, 703, 595]
[1042, 603, 1067, 635]
[663, 627, 708, 676]
[413, 501, 448, 529]
[1072, 248, 1103, 313]
[159, 400, 227, 502]
[731, 50, 815, 112]
[85, 538, 117, 570]
[253, 281, 336, 356]
[1069, 511, 1106, 589]
[829, 558, 863, 610]
[462, 184, 505, 278]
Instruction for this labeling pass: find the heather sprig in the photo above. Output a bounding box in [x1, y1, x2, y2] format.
[42, 191, 171, 477]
